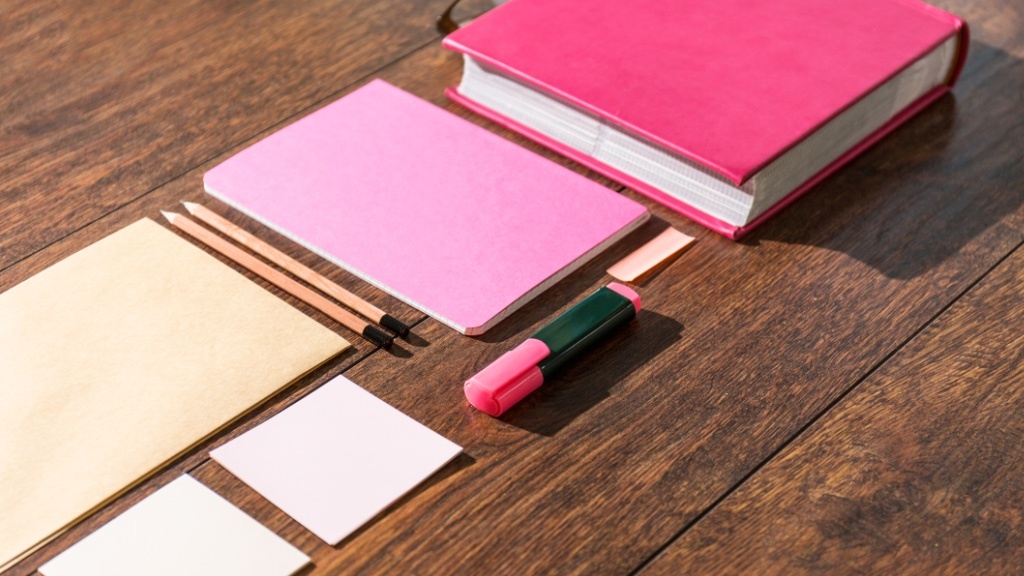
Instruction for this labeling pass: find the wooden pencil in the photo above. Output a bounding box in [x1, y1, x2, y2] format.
[181, 201, 410, 337]
[161, 211, 393, 349]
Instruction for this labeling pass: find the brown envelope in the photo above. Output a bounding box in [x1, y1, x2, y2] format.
[0, 219, 349, 570]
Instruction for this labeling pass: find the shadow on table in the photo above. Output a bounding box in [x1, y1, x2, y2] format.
[503, 309, 684, 436]
[744, 42, 1024, 280]
[384, 327, 433, 358]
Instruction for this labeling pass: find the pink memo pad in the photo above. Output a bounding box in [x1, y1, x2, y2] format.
[204, 80, 649, 335]
[210, 375, 462, 546]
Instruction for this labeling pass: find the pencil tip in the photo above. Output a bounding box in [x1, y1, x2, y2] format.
[160, 210, 178, 223]
[181, 201, 199, 214]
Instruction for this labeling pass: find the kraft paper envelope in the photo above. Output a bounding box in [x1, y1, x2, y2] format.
[39, 476, 310, 576]
[0, 218, 348, 570]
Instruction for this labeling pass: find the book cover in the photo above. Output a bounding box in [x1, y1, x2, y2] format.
[443, 0, 967, 237]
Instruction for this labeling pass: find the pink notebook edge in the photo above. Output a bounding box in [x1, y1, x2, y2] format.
[467, 208, 649, 333]
[446, 77, 956, 241]
[443, 1, 968, 186]
[204, 181, 649, 335]
[203, 80, 652, 335]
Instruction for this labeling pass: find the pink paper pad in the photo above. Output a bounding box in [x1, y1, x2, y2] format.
[210, 375, 462, 546]
[204, 80, 649, 334]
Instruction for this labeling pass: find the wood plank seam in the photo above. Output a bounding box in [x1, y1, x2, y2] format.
[627, 235, 1024, 576]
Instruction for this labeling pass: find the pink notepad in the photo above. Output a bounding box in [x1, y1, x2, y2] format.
[210, 375, 462, 546]
[204, 80, 649, 334]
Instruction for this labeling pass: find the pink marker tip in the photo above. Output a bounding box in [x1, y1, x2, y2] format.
[464, 339, 550, 416]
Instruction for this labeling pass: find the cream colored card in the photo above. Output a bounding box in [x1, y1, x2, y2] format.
[39, 476, 310, 576]
[0, 219, 348, 570]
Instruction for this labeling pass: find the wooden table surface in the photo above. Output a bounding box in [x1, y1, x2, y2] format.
[3, 0, 1022, 573]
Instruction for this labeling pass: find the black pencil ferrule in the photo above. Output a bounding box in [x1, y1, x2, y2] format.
[363, 325, 394, 349]
[379, 314, 410, 337]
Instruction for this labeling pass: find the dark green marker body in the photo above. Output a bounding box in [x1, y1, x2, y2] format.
[464, 283, 640, 416]
[532, 287, 636, 377]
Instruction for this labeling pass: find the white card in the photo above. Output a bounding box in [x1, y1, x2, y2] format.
[211, 375, 463, 545]
[39, 476, 309, 576]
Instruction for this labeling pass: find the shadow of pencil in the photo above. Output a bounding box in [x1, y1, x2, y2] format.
[501, 309, 683, 436]
[402, 330, 431, 348]
[385, 341, 414, 359]
[383, 322, 432, 357]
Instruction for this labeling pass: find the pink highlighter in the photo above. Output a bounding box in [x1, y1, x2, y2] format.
[465, 283, 641, 416]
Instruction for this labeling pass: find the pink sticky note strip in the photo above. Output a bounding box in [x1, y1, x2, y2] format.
[607, 227, 695, 282]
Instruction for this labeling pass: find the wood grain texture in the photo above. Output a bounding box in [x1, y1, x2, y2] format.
[641, 238, 1024, 576]
[0, 0, 489, 270]
[2, 0, 1023, 574]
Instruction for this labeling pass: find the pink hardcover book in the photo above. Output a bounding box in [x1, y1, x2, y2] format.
[204, 80, 648, 335]
[443, 0, 968, 239]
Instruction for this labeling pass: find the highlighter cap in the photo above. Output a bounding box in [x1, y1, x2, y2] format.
[606, 282, 642, 314]
[464, 339, 550, 416]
